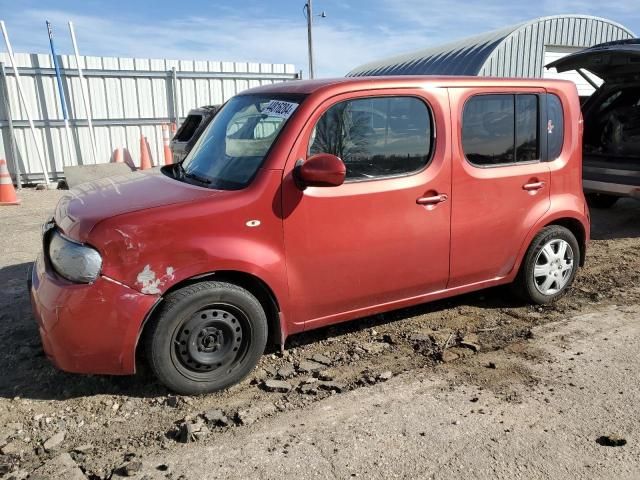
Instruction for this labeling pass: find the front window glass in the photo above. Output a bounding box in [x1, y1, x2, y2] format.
[308, 96, 432, 180]
[181, 94, 304, 189]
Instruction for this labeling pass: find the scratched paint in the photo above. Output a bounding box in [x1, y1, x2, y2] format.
[136, 265, 175, 295]
[114, 229, 135, 250]
[165, 267, 175, 279]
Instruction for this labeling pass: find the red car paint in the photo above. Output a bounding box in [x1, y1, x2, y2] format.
[30, 76, 589, 375]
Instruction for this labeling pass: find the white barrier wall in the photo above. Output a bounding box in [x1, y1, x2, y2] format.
[0, 53, 298, 182]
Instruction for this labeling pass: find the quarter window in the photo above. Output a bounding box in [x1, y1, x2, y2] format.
[309, 97, 432, 180]
[546, 94, 564, 159]
[462, 94, 540, 166]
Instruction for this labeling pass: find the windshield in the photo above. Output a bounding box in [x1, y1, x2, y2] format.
[180, 94, 305, 189]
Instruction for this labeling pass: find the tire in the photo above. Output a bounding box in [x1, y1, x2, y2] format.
[586, 193, 619, 209]
[512, 225, 580, 305]
[144, 281, 268, 395]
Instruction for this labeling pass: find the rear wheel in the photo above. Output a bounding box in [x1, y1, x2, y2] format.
[144, 281, 267, 395]
[586, 193, 619, 209]
[512, 226, 580, 304]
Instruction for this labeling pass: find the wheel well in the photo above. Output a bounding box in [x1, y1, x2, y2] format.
[135, 271, 282, 368]
[545, 218, 586, 267]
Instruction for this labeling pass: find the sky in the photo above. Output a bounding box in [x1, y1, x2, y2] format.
[0, 0, 639, 78]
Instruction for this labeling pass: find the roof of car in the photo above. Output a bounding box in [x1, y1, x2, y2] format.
[241, 76, 577, 96]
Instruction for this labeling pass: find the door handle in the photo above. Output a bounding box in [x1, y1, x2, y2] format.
[522, 181, 546, 191]
[416, 193, 448, 205]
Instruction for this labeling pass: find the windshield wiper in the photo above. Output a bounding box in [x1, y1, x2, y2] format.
[173, 161, 212, 186]
[184, 171, 212, 185]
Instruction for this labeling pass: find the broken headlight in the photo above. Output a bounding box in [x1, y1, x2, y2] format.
[48, 230, 102, 283]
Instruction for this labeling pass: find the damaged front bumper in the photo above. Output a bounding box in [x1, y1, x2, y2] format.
[29, 252, 158, 375]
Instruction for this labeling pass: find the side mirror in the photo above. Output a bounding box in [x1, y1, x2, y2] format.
[294, 153, 346, 190]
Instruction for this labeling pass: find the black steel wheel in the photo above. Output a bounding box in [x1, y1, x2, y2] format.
[145, 281, 268, 394]
[172, 305, 247, 379]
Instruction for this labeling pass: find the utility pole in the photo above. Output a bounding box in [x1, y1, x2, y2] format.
[303, 1, 326, 79]
[305, 0, 314, 79]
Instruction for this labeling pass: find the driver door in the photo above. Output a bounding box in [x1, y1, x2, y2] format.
[281, 88, 452, 330]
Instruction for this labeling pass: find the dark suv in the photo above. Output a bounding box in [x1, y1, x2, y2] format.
[170, 105, 220, 163]
[548, 39, 640, 208]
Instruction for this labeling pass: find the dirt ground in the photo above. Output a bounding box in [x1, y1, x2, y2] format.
[0, 190, 639, 479]
[124, 303, 640, 480]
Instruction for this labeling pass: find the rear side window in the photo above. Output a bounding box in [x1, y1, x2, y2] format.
[546, 94, 564, 159]
[516, 95, 539, 162]
[462, 94, 540, 166]
[309, 96, 433, 181]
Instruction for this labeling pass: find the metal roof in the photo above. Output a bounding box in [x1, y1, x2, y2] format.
[347, 15, 635, 78]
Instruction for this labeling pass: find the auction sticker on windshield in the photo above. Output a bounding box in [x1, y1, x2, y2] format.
[262, 100, 298, 118]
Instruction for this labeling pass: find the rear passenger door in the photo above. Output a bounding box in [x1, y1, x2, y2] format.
[448, 89, 551, 288]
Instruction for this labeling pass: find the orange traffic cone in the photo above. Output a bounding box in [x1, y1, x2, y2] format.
[170, 122, 177, 136]
[162, 125, 173, 165]
[139, 136, 152, 170]
[112, 147, 123, 163]
[0, 159, 20, 206]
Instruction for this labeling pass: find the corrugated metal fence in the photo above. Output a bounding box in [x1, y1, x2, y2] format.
[0, 53, 298, 183]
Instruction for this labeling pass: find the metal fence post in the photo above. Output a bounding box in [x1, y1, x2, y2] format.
[0, 62, 22, 189]
[1, 21, 51, 186]
[166, 69, 175, 125]
[171, 67, 179, 127]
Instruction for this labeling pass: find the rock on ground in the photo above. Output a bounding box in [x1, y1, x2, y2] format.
[263, 379, 293, 393]
[276, 365, 296, 379]
[311, 354, 332, 366]
[297, 360, 325, 374]
[203, 409, 230, 427]
[43, 431, 65, 452]
[31, 453, 86, 480]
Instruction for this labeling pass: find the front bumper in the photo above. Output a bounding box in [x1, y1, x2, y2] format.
[30, 252, 158, 375]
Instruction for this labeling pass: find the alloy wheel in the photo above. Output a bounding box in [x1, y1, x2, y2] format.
[533, 239, 575, 296]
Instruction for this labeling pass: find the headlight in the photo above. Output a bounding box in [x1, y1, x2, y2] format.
[48, 230, 102, 283]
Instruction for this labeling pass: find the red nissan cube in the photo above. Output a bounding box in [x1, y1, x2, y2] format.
[30, 76, 589, 394]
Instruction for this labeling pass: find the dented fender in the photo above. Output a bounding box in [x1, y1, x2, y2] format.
[82, 170, 292, 334]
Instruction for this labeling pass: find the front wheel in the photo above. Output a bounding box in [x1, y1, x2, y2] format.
[512, 225, 580, 305]
[144, 281, 268, 395]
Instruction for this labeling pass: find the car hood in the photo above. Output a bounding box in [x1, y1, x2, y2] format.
[546, 39, 640, 82]
[54, 169, 219, 242]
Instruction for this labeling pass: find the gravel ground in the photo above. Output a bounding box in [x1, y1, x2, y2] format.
[0, 189, 639, 479]
[124, 304, 640, 480]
